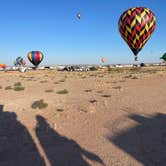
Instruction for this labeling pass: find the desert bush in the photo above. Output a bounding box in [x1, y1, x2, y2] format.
[89, 99, 97, 103]
[102, 95, 111, 98]
[84, 89, 92, 92]
[13, 82, 25, 91]
[54, 82, 59, 84]
[31, 99, 48, 109]
[56, 89, 69, 94]
[112, 86, 121, 90]
[40, 80, 48, 83]
[5, 86, 12, 90]
[14, 82, 22, 87]
[14, 86, 25, 91]
[59, 79, 65, 82]
[56, 108, 64, 112]
[131, 76, 138, 79]
[45, 89, 54, 93]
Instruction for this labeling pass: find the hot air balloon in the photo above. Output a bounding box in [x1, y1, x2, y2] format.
[77, 13, 81, 19]
[0, 64, 6, 69]
[118, 7, 156, 61]
[27, 51, 44, 67]
[101, 57, 106, 63]
[160, 53, 166, 61]
[14, 56, 26, 67]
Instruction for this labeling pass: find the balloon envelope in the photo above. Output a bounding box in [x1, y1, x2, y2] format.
[160, 53, 166, 61]
[118, 7, 156, 60]
[77, 13, 81, 19]
[22, 60, 26, 65]
[0, 64, 6, 69]
[101, 57, 106, 63]
[27, 51, 44, 67]
[14, 56, 25, 66]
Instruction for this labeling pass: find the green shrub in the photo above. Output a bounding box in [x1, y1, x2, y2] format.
[31, 99, 48, 109]
[14, 82, 22, 87]
[14, 86, 25, 91]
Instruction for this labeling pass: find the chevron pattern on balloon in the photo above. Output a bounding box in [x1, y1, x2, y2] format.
[118, 7, 156, 56]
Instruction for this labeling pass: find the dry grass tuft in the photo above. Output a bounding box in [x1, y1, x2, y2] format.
[112, 86, 122, 90]
[45, 89, 54, 93]
[97, 90, 103, 93]
[102, 95, 111, 98]
[5, 86, 12, 90]
[84, 89, 92, 92]
[40, 80, 48, 83]
[59, 79, 65, 82]
[56, 89, 69, 94]
[89, 99, 97, 103]
[56, 108, 65, 112]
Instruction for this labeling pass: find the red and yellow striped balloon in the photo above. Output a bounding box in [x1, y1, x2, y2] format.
[118, 7, 156, 61]
[27, 51, 44, 67]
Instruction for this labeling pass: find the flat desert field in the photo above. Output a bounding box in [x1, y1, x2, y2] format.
[0, 66, 166, 166]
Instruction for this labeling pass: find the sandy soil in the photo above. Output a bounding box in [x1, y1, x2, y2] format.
[0, 67, 166, 166]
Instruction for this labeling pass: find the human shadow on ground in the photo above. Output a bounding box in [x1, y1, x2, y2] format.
[0, 105, 45, 166]
[36, 115, 105, 166]
[107, 113, 166, 166]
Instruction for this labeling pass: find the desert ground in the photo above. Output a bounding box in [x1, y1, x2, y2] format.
[0, 66, 166, 166]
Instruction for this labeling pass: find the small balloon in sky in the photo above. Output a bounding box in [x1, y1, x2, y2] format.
[101, 57, 106, 63]
[77, 13, 81, 19]
[118, 7, 156, 61]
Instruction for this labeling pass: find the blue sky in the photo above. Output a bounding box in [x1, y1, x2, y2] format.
[0, 0, 165, 65]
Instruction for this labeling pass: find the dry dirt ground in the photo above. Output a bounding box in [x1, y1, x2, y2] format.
[0, 66, 166, 166]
